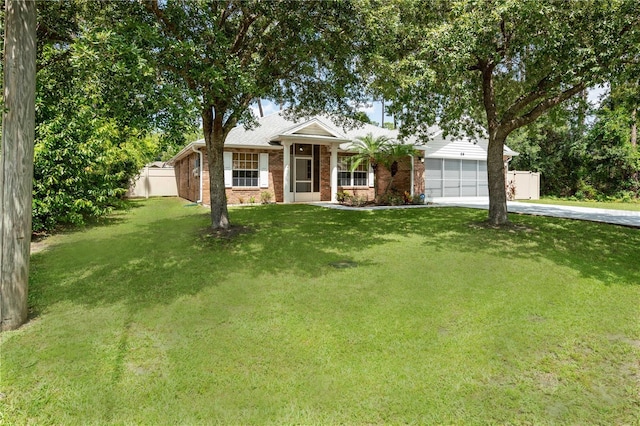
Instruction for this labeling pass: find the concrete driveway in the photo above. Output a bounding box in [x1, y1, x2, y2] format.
[439, 200, 640, 228]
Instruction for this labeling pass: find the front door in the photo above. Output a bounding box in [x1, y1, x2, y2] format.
[292, 144, 321, 202]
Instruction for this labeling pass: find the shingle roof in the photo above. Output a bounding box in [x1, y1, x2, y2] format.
[169, 111, 516, 163]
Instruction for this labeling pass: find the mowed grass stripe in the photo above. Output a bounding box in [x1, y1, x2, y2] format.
[1, 197, 638, 424]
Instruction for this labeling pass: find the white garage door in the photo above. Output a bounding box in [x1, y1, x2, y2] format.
[425, 158, 488, 198]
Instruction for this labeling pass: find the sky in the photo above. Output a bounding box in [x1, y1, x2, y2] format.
[251, 84, 609, 129]
[251, 99, 394, 126]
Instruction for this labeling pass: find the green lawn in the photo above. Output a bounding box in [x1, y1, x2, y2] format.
[2, 198, 639, 424]
[521, 197, 640, 211]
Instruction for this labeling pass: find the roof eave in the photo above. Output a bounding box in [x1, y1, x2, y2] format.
[167, 140, 205, 165]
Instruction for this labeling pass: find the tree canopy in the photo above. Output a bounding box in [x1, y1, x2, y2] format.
[370, 0, 640, 224]
[133, 0, 366, 229]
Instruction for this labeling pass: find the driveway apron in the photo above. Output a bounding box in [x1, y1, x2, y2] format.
[439, 201, 640, 228]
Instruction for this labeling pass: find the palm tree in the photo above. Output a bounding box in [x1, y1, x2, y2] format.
[349, 133, 392, 201]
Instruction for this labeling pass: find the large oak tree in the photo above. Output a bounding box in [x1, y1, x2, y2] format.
[372, 0, 640, 224]
[136, 0, 364, 230]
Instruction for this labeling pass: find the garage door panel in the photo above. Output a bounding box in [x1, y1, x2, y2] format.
[425, 158, 489, 198]
[425, 159, 442, 180]
[461, 181, 477, 196]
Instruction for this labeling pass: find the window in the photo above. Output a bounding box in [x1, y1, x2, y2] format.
[232, 152, 259, 187]
[338, 155, 368, 187]
[193, 155, 201, 177]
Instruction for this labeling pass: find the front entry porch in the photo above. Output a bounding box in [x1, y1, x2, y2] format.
[283, 142, 340, 204]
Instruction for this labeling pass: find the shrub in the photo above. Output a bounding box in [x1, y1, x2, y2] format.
[346, 194, 368, 207]
[336, 190, 349, 204]
[260, 191, 273, 204]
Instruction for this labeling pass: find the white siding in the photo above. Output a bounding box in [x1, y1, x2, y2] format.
[293, 122, 335, 137]
[423, 137, 488, 160]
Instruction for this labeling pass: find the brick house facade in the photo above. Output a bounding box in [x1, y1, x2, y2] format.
[169, 112, 517, 205]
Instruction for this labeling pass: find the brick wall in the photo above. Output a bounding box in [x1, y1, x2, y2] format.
[413, 156, 425, 195]
[174, 153, 199, 202]
[176, 147, 426, 205]
[194, 148, 280, 205]
[319, 146, 332, 201]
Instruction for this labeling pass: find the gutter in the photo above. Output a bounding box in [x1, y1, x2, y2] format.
[191, 145, 203, 204]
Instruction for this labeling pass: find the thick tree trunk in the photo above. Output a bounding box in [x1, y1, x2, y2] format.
[202, 106, 230, 230]
[1, 0, 37, 331]
[479, 60, 509, 226]
[487, 132, 509, 225]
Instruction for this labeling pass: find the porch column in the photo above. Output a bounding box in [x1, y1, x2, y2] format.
[283, 141, 292, 203]
[330, 144, 338, 202]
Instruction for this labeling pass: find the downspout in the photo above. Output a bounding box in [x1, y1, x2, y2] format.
[410, 155, 415, 197]
[191, 145, 203, 204]
[505, 156, 512, 173]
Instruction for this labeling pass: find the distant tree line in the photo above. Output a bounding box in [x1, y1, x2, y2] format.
[510, 83, 639, 200]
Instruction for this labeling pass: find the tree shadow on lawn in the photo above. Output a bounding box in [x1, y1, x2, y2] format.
[28, 204, 388, 313]
[29, 202, 640, 318]
[419, 210, 640, 286]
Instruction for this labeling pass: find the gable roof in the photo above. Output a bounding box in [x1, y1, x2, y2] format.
[169, 111, 517, 163]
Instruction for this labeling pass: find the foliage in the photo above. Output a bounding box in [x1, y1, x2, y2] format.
[336, 191, 369, 207]
[24, 1, 197, 232]
[349, 132, 392, 200]
[582, 95, 640, 197]
[133, 0, 367, 229]
[260, 191, 273, 204]
[510, 89, 639, 199]
[2, 198, 640, 423]
[368, 0, 640, 224]
[349, 132, 417, 201]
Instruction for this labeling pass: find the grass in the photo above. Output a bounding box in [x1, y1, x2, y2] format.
[521, 197, 640, 211]
[1, 197, 639, 424]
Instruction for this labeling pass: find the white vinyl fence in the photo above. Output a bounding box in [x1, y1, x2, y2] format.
[127, 166, 178, 198]
[507, 170, 540, 200]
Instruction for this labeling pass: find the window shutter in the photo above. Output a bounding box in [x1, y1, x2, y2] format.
[368, 164, 375, 188]
[224, 152, 232, 187]
[259, 153, 269, 188]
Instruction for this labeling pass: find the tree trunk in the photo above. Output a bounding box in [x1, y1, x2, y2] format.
[479, 60, 509, 226]
[1, 0, 37, 331]
[487, 132, 509, 225]
[257, 98, 264, 118]
[202, 106, 231, 230]
[631, 108, 637, 148]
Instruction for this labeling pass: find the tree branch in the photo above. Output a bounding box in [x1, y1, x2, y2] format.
[217, 0, 235, 29]
[142, 0, 182, 41]
[507, 82, 586, 132]
[479, 59, 499, 133]
[501, 74, 555, 122]
[230, 10, 259, 55]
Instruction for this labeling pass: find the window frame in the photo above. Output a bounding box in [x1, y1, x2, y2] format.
[232, 152, 259, 187]
[338, 155, 368, 187]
